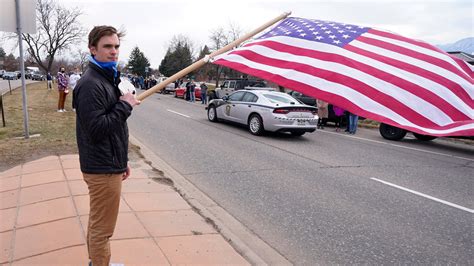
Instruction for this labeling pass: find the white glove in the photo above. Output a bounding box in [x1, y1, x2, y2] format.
[118, 77, 137, 95]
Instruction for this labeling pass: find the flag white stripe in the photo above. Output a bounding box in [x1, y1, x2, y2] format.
[215, 53, 474, 135]
[228, 44, 454, 125]
[232, 36, 474, 118]
[352, 39, 474, 97]
[364, 32, 470, 77]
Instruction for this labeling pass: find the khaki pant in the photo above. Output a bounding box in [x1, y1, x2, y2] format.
[83, 173, 123, 266]
[58, 90, 67, 110]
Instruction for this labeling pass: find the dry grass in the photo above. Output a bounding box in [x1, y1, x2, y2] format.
[0, 82, 77, 171]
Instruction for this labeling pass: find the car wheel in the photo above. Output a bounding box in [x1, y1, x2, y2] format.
[248, 114, 265, 135]
[379, 123, 407, 140]
[208, 105, 218, 122]
[291, 131, 305, 136]
[413, 133, 437, 141]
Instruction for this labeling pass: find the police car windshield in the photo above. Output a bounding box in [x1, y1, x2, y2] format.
[263, 94, 295, 104]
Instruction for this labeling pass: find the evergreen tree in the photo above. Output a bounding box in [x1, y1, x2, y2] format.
[158, 36, 194, 77]
[127, 46, 150, 76]
[0, 47, 6, 58]
[195, 45, 213, 81]
[158, 49, 172, 77]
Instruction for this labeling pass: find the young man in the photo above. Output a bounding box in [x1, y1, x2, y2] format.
[73, 25, 140, 266]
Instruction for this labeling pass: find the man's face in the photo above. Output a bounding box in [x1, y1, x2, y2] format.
[90, 34, 120, 62]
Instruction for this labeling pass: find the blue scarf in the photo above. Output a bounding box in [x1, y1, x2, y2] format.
[89, 55, 118, 78]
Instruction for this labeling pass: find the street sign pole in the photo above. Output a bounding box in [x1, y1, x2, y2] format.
[15, 0, 30, 139]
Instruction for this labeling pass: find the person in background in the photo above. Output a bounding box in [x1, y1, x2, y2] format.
[333, 105, 345, 132]
[144, 78, 149, 90]
[348, 111, 359, 134]
[344, 110, 350, 132]
[73, 25, 140, 266]
[316, 99, 328, 129]
[185, 79, 191, 101]
[47, 72, 53, 90]
[139, 76, 144, 89]
[68, 68, 81, 111]
[189, 79, 196, 102]
[57, 67, 69, 112]
[200, 82, 208, 104]
[149, 76, 157, 88]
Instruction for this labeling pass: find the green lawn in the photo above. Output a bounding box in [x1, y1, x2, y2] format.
[0, 82, 77, 171]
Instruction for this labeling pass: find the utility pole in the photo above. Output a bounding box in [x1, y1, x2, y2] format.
[15, 0, 30, 138]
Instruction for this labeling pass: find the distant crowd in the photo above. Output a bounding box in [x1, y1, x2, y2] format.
[129, 75, 157, 90]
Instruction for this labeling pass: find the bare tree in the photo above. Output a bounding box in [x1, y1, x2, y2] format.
[169, 34, 196, 59]
[227, 22, 242, 43]
[209, 24, 242, 86]
[3, 54, 19, 71]
[16, 0, 85, 73]
[209, 27, 227, 86]
[76, 49, 89, 72]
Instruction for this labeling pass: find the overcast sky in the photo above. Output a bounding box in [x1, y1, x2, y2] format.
[2, 0, 473, 67]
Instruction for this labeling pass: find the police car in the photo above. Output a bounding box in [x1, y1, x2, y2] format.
[206, 89, 318, 136]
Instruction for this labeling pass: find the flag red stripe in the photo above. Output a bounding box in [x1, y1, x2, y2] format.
[357, 35, 473, 84]
[213, 58, 474, 136]
[369, 29, 474, 78]
[224, 49, 448, 128]
[345, 44, 474, 109]
[244, 40, 471, 120]
[369, 29, 444, 53]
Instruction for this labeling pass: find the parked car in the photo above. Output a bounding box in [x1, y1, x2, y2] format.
[174, 83, 202, 100]
[206, 89, 318, 136]
[2, 72, 18, 80]
[31, 72, 45, 81]
[287, 90, 316, 106]
[25, 71, 33, 79]
[211, 78, 267, 99]
[161, 81, 177, 94]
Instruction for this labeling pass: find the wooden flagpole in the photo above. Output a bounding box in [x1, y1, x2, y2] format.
[136, 11, 292, 101]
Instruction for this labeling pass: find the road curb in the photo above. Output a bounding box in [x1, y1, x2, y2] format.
[129, 135, 292, 266]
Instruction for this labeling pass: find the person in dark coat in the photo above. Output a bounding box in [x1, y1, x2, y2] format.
[73, 25, 140, 266]
[185, 79, 191, 101]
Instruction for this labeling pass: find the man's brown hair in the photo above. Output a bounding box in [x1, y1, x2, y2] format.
[88, 26, 125, 48]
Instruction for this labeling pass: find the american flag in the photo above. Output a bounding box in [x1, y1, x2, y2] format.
[211, 17, 474, 137]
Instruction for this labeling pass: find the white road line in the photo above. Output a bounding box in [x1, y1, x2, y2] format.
[167, 109, 190, 118]
[319, 130, 474, 162]
[389, 143, 474, 161]
[370, 177, 474, 213]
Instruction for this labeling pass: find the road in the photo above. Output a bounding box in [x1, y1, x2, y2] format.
[129, 91, 473, 264]
[0, 79, 38, 95]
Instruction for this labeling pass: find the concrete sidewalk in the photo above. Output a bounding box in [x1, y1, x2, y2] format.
[0, 153, 249, 265]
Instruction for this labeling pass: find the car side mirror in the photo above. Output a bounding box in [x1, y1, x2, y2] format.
[222, 96, 229, 101]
